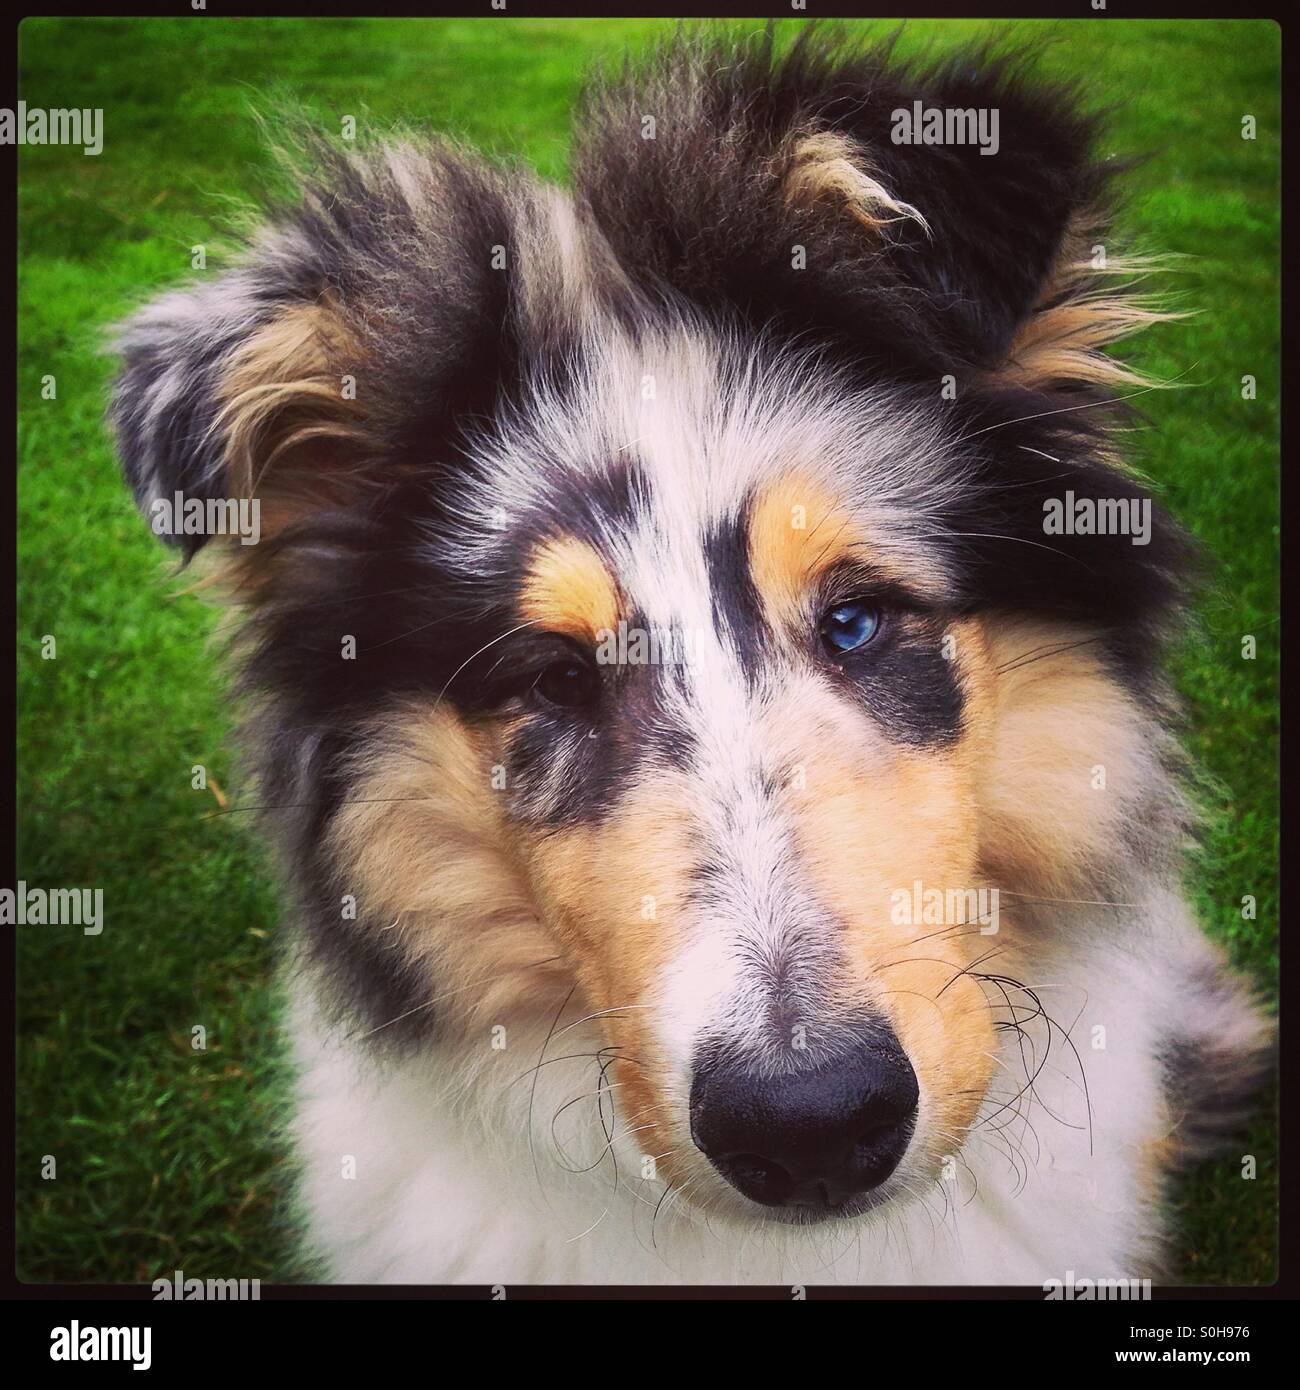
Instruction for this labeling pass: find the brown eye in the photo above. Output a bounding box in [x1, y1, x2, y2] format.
[534, 657, 598, 709]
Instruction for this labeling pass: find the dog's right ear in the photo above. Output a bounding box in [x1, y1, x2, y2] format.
[110, 266, 366, 559]
[109, 140, 526, 562]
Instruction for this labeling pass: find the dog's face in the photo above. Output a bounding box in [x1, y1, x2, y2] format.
[439, 331, 1001, 1216]
[112, 33, 1189, 1221]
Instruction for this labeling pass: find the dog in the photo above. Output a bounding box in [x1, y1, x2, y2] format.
[110, 27, 1270, 1285]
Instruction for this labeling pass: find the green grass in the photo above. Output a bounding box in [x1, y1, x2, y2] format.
[16, 16, 1279, 1285]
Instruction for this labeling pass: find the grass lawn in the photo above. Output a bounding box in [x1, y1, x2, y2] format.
[16, 16, 1279, 1285]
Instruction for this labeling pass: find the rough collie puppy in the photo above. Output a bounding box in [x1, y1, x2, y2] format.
[110, 28, 1269, 1285]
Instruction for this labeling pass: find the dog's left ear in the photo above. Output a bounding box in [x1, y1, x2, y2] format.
[574, 29, 1153, 387]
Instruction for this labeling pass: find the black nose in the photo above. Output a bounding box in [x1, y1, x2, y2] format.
[689, 1022, 919, 1211]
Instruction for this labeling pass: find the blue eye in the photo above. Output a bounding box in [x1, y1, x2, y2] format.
[819, 600, 882, 655]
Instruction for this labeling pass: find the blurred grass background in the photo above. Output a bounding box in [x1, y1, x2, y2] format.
[16, 17, 1279, 1284]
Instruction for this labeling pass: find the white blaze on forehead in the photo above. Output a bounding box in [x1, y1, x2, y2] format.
[589, 334, 850, 1073]
[440, 319, 961, 594]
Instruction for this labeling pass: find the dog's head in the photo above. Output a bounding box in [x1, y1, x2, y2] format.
[111, 30, 1191, 1220]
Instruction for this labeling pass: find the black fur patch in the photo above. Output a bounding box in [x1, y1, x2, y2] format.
[1157, 958, 1274, 1165]
[575, 27, 1107, 378]
[827, 613, 966, 749]
[703, 501, 771, 683]
[503, 652, 695, 829]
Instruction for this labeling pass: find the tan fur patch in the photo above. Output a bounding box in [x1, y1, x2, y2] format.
[187, 299, 380, 602]
[326, 696, 693, 1170]
[975, 615, 1154, 897]
[747, 472, 952, 625]
[747, 475, 865, 629]
[324, 702, 565, 1036]
[767, 620, 999, 1154]
[996, 211, 1183, 391]
[1136, 1127, 1179, 1204]
[782, 131, 931, 237]
[516, 768, 697, 1172]
[520, 537, 621, 640]
[215, 298, 372, 505]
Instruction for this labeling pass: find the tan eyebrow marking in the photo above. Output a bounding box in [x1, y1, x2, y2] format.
[520, 536, 621, 640]
[748, 475, 864, 628]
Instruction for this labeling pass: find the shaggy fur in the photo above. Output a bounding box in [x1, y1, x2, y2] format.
[110, 27, 1269, 1285]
